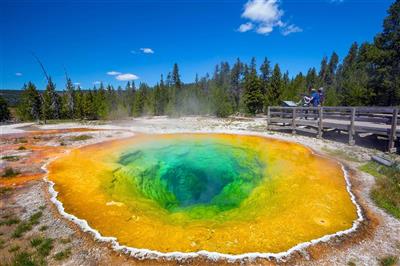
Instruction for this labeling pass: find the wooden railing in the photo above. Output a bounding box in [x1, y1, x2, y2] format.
[267, 106, 399, 152]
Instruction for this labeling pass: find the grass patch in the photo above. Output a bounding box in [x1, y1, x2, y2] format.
[36, 238, 53, 257]
[39, 225, 48, 231]
[30, 237, 44, 247]
[69, 135, 92, 141]
[0, 238, 5, 249]
[322, 147, 361, 162]
[29, 211, 43, 225]
[12, 211, 43, 238]
[17, 146, 27, 150]
[359, 162, 400, 219]
[9, 251, 38, 266]
[43, 119, 76, 125]
[59, 237, 71, 244]
[0, 217, 20, 226]
[0, 187, 13, 196]
[8, 245, 20, 253]
[53, 247, 72, 261]
[379, 255, 398, 266]
[1, 155, 20, 161]
[15, 138, 28, 144]
[2, 167, 20, 178]
[12, 222, 32, 238]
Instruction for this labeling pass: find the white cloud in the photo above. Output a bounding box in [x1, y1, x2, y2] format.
[116, 73, 139, 81]
[93, 81, 101, 85]
[242, 0, 283, 24]
[107, 71, 121, 75]
[238, 0, 302, 36]
[256, 24, 273, 35]
[281, 24, 303, 36]
[74, 82, 81, 86]
[238, 22, 254, 32]
[15, 72, 23, 76]
[140, 48, 154, 54]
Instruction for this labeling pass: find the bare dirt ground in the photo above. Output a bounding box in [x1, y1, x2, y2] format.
[1, 117, 399, 266]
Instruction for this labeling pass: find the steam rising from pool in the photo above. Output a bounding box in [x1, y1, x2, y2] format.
[48, 133, 359, 256]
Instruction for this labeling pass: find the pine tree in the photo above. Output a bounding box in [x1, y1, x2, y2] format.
[326, 52, 339, 86]
[42, 77, 60, 122]
[371, 0, 400, 105]
[65, 78, 75, 119]
[172, 63, 182, 90]
[318, 56, 329, 87]
[132, 83, 147, 117]
[306, 68, 318, 90]
[282, 71, 290, 99]
[211, 86, 232, 117]
[260, 57, 271, 95]
[230, 58, 244, 112]
[0, 95, 11, 122]
[340, 42, 373, 106]
[17, 82, 42, 121]
[94, 83, 108, 119]
[82, 90, 95, 119]
[268, 64, 283, 106]
[172, 63, 182, 114]
[243, 58, 263, 114]
[286, 73, 306, 101]
[74, 85, 84, 119]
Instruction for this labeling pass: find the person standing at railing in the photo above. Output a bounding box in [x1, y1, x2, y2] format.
[298, 93, 311, 107]
[318, 87, 324, 106]
[310, 89, 320, 107]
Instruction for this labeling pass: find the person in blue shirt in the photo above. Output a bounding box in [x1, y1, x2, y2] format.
[310, 89, 320, 107]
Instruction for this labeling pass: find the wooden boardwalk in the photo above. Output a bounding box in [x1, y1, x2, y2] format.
[267, 106, 399, 153]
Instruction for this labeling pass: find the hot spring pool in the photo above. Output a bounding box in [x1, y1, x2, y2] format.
[48, 133, 359, 257]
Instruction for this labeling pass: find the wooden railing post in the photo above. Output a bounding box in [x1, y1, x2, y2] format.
[388, 107, 398, 153]
[317, 107, 323, 139]
[267, 106, 271, 130]
[349, 107, 356, 146]
[292, 107, 296, 134]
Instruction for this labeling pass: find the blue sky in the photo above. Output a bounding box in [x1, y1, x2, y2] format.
[0, 0, 393, 90]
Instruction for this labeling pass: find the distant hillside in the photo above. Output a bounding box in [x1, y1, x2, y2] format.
[0, 90, 26, 107]
[0, 89, 64, 107]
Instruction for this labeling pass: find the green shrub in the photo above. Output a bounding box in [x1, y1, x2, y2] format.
[12, 211, 43, 238]
[360, 162, 400, 219]
[8, 245, 20, 252]
[10, 251, 37, 266]
[0, 217, 20, 226]
[30, 237, 44, 247]
[70, 135, 93, 141]
[2, 167, 20, 178]
[39, 225, 48, 231]
[36, 238, 53, 257]
[53, 247, 72, 261]
[379, 255, 398, 266]
[12, 222, 32, 238]
[1, 155, 20, 161]
[0, 187, 13, 196]
[29, 211, 43, 225]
